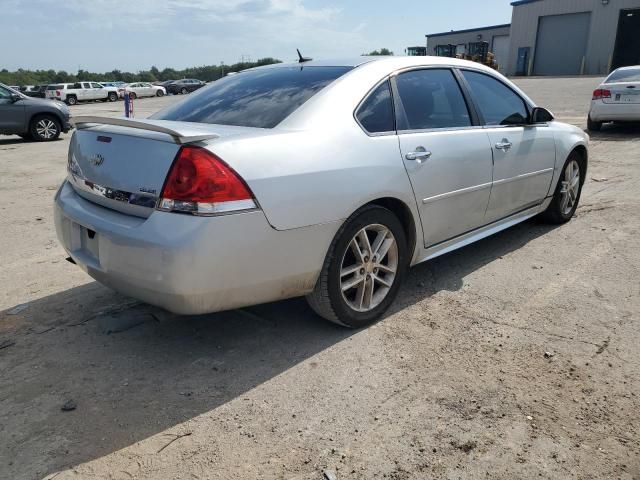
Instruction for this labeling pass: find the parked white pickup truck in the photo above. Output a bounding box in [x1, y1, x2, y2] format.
[45, 82, 119, 105]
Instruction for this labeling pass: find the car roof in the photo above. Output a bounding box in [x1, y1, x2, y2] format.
[253, 55, 499, 73]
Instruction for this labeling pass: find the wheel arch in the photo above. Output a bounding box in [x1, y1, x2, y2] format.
[570, 144, 588, 180]
[27, 110, 64, 130]
[361, 197, 418, 261]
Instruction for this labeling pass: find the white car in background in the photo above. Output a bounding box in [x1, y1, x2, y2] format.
[588, 65, 640, 131]
[119, 82, 166, 99]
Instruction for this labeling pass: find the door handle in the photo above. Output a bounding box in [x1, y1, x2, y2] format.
[405, 147, 432, 162]
[495, 139, 512, 151]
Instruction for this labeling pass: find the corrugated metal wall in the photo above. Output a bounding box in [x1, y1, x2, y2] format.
[507, 0, 640, 75]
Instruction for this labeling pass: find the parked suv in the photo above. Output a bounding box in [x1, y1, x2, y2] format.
[0, 83, 71, 141]
[22, 85, 48, 98]
[166, 79, 206, 95]
[45, 82, 119, 105]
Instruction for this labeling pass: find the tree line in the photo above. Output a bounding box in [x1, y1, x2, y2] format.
[0, 58, 282, 86]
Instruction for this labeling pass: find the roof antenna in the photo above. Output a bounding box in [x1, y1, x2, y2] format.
[297, 49, 312, 63]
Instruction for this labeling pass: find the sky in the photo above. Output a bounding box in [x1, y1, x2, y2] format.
[1, 0, 513, 72]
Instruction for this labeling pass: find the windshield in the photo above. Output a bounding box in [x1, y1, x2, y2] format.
[152, 65, 352, 128]
[605, 68, 640, 83]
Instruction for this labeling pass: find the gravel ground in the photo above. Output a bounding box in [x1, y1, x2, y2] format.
[1, 77, 639, 480]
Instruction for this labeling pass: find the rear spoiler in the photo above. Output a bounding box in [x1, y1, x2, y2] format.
[71, 116, 219, 145]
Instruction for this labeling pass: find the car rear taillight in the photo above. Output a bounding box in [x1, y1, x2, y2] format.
[592, 88, 611, 100]
[158, 146, 257, 215]
[56, 90, 61, 96]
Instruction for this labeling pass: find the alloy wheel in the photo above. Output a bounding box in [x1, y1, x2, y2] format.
[559, 159, 580, 215]
[340, 224, 398, 312]
[35, 119, 58, 139]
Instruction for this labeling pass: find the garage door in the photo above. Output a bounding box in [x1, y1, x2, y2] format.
[492, 35, 510, 73]
[533, 12, 591, 76]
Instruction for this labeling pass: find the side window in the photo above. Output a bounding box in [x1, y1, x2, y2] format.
[0, 86, 11, 99]
[91, 82, 102, 89]
[461, 70, 528, 126]
[356, 80, 395, 134]
[395, 69, 471, 130]
[73, 83, 82, 89]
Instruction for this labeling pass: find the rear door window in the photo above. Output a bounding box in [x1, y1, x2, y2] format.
[356, 81, 395, 134]
[152, 66, 353, 128]
[461, 70, 529, 126]
[395, 69, 471, 130]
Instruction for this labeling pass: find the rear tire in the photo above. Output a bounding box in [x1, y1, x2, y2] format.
[540, 152, 584, 224]
[66, 95, 77, 106]
[128, 92, 137, 100]
[587, 115, 602, 132]
[306, 205, 408, 328]
[30, 115, 61, 142]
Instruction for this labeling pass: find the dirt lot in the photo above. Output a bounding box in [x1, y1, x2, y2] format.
[1, 77, 639, 480]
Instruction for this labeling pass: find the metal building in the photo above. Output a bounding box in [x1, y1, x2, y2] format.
[507, 0, 640, 76]
[425, 24, 512, 72]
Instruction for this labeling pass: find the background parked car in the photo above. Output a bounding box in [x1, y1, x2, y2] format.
[0, 83, 71, 141]
[100, 81, 126, 88]
[588, 65, 640, 131]
[166, 79, 206, 95]
[22, 85, 47, 98]
[154, 80, 176, 88]
[46, 82, 119, 105]
[119, 82, 166, 99]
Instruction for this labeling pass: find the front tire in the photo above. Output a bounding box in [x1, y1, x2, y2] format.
[180, 87, 188, 95]
[541, 152, 584, 224]
[587, 115, 602, 132]
[30, 115, 61, 142]
[108, 92, 118, 102]
[156, 90, 165, 97]
[307, 205, 408, 328]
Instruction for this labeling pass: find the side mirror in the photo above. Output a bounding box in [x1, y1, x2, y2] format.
[10, 93, 22, 103]
[530, 107, 554, 124]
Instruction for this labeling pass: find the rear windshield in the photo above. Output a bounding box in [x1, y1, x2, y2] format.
[605, 68, 640, 83]
[47, 84, 64, 90]
[152, 66, 352, 128]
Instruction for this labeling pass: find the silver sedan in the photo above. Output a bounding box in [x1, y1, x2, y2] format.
[54, 56, 589, 327]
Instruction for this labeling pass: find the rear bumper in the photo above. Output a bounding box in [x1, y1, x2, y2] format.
[54, 180, 338, 314]
[589, 101, 640, 122]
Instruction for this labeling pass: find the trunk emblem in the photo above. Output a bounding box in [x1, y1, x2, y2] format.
[89, 154, 105, 167]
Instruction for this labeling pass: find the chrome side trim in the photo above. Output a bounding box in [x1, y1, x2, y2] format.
[413, 199, 551, 265]
[422, 181, 492, 205]
[69, 174, 157, 208]
[492, 168, 554, 187]
[71, 116, 219, 144]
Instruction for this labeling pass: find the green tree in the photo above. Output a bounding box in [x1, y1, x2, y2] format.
[364, 48, 394, 56]
[0, 58, 282, 86]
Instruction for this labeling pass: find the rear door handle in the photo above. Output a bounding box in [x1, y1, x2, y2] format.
[495, 139, 512, 151]
[405, 147, 432, 162]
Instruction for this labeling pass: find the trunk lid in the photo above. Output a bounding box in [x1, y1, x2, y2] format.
[67, 117, 266, 218]
[602, 81, 640, 104]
